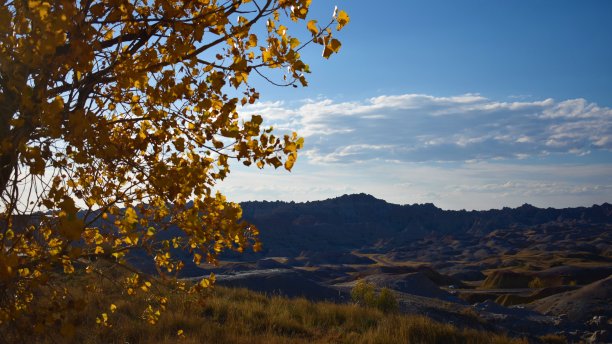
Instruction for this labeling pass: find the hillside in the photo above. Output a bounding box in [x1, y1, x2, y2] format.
[209, 195, 611, 342]
[1, 269, 526, 344]
[119, 194, 611, 342]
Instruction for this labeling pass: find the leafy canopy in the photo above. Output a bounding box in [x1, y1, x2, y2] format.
[0, 0, 348, 336]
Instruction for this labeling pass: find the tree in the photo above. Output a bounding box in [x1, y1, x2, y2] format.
[0, 0, 349, 336]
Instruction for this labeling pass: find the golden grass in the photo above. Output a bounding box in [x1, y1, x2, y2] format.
[2, 268, 528, 344]
[538, 333, 568, 344]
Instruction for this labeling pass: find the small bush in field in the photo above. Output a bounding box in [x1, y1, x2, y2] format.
[376, 288, 398, 313]
[528, 277, 544, 289]
[351, 280, 398, 313]
[351, 280, 377, 307]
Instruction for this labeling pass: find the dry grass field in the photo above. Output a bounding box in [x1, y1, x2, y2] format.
[1, 267, 527, 344]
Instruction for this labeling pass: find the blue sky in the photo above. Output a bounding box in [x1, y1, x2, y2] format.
[219, 1, 612, 210]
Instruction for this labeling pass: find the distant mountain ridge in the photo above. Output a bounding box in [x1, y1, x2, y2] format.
[125, 193, 611, 276]
[235, 193, 611, 259]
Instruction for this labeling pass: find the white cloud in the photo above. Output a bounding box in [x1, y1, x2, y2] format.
[541, 99, 612, 119]
[238, 93, 612, 163]
[305, 144, 398, 163]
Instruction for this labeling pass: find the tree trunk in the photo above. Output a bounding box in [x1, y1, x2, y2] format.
[0, 94, 19, 197]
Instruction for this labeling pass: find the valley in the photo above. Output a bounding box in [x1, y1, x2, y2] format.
[180, 194, 612, 343]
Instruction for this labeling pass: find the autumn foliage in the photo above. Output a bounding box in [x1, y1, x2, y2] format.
[0, 0, 348, 337]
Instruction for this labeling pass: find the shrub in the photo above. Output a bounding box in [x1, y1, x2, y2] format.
[351, 280, 398, 313]
[351, 280, 377, 307]
[528, 277, 544, 289]
[376, 288, 399, 313]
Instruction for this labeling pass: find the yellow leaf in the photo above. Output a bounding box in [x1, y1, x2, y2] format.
[336, 10, 350, 30]
[261, 50, 270, 61]
[124, 207, 138, 225]
[199, 278, 210, 288]
[193, 253, 202, 265]
[62, 260, 75, 274]
[296, 137, 305, 149]
[289, 38, 300, 49]
[284, 153, 296, 171]
[307, 20, 318, 36]
[328, 39, 342, 53]
[248, 34, 257, 47]
[18, 268, 30, 277]
[322, 45, 333, 59]
[96, 313, 108, 325]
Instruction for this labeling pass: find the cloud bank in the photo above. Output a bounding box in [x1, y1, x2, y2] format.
[241, 94, 612, 164]
[228, 94, 612, 209]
